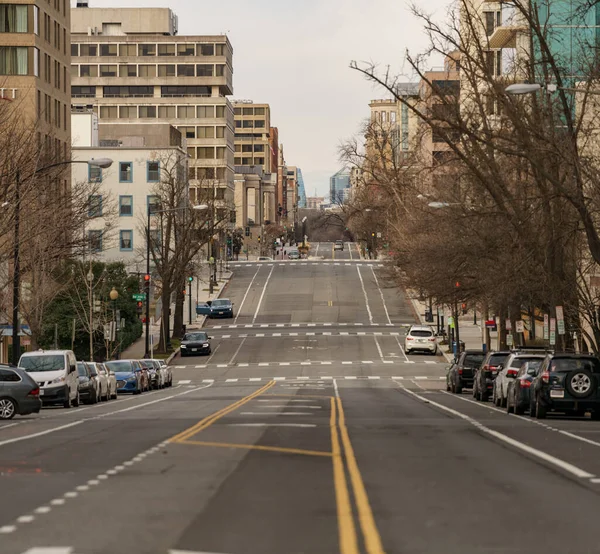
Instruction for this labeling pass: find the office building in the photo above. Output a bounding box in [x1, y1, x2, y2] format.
[233, 101, 271, 171]
[329, 167, 351, 205]
[70, 6, 235, 212]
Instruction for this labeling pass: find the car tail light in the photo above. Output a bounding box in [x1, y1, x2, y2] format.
[519, 379, 531, 388]
[542, 371, 550, 383]
[406, 337, 414, 341]
[507, 369, 518, 377]
[28, 387, 40, 397]
[428, 338, 436, 342]
[482, 364, 490, 372]
[458, 369, 463, 375]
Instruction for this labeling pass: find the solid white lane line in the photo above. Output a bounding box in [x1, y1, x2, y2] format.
[228, 337, 246, 366]
[397, 383, 594, 479]
[253, 265, 275, 323]
[394, 335, 410, 362]
[373, 334, 386, 363]
[235, 265, 261, 323]
[0, 421, 83, 449]
[249, 378, 262, 382]
[370, 265, 392, 325]
[356, 265, 373, 324]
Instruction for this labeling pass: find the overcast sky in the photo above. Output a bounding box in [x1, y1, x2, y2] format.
[73, 0, 449, 197]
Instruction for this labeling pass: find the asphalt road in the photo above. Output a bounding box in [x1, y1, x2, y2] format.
[3, 243, 600, 553]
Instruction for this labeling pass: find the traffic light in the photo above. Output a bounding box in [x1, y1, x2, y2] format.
[188, 276, 193, 282]
[227, 236, 232, 246]
[462, 303, 467, 315]
[136, 301, 143, 314]
[144, 274, 151, 287]
[257, 235, 261, 243]
[182, 289, 186, 295]
[245, 226, 250, 237]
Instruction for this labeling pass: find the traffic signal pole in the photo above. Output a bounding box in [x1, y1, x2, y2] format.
[144, 208, 151, 358]
[188, 277, 193, 325]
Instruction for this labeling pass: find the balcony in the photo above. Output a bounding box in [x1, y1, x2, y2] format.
[488, 5, 528, 49]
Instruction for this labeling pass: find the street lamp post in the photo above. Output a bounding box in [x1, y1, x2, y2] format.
[301, 216, 308, 249]
[11, 158, 113, 366]
[109, 287, 119, 359]
[144, 203, 208, 358]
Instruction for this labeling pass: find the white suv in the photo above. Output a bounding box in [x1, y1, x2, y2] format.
[404, 325, 437, 355]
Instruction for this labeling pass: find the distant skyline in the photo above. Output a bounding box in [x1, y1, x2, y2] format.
[71, 0, 450, 197]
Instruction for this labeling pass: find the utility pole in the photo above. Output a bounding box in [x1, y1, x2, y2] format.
[11, 170, 20, 366]
[188, 276, 193, 325]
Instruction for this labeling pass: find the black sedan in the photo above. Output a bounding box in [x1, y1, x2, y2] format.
[506, 361, 542, 415]
[209, 299, 234, 318]
[447, 350, 485, 393]
[77, 362, 98, 404]
[180, 332, 212, 357]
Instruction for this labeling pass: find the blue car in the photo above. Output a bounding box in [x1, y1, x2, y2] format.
[105, 360, 142, 395]
[209, 298, 234, 319]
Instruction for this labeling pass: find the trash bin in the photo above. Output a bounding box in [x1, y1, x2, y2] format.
[452, 340, 465, 353]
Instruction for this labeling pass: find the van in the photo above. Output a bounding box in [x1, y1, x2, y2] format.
[18, 350, 80, 408]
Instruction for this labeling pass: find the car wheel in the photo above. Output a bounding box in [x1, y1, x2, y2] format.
[0, 397, 17, 420]
[481, 389, 489, 402]
[591, 411, 600, 421]
[506, 391, 514, 414]
[446, 379, 451, 392]
[529, 396, 537, 417]
[566, 369, 596, 399]
[535, 395, 547, 419]
[63, 391, 72, 409]
[73, 391, 80, 408]
[514, 400, 524, 415]
[454, 378, 462, 394]
[472, 381, 478, 398]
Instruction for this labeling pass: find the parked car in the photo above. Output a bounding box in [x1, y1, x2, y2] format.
[77, 362, 99, 404]
[530, 354, 600, 419]
[140, 359, 163, 390]
[404, 325, 437, 355]
[0, 365, 42, 419]
[288, 249, 300, 260]
[106, 360, 143, 395]
[493, 353, 546, 407]
[473, 351, 511, 402]
[19, 350, 80, 408]
[93, 362, 117, 400]
[506, 360, 543, 415]
[258, 257, 273, 261]
[196, 301, 212, 316]
[133, 360, 150, 392]
[209, 299, 234, 319]
[180, 332, 212, 356]
[86, 362, 109, 401]
[334, 240, 344, 251]
[446, 350, 485, 393]
[158, 360, 173, 387]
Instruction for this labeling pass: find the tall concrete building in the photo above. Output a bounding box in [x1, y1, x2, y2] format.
[70, 6, 235, 215]
[329, 167, 351, 205]
[233, 101, 271, 171]
[0, 0, 72, 173]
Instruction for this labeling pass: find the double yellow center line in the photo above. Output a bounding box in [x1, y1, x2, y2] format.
[331, 396, 386, 554]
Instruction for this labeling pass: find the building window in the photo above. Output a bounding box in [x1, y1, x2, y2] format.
[79, 64, 98, 77]
[254, 144, 265, 152]
[99, 64, 117, 77]
[158, 105, 176, 118]
[0, 47, 27, 75]
[104, 85, 153, 97]
[139, 105, 156, 118]
[216, 106, 225, 118]
[33, 47, 39, 77]
[147, 162, 160, 182]
[88, 195, 102, 218]
[79, 44, 97, 57]
[119, 43, 136, 56]
[72, 85, 95, 97]
[216, 44, 225, 56]
[88, 165, 102, 183]
[197, 106, 215, 118]
[177, 43, 195, 56]
[216, 147, 226, 159]
[88, 230, 103, 253]
[139, 44, 156, 56]
[119, 161, 133, 182]
[177, 105, 195, 118]
[161, 85, 210, 97]
[99, 106, 117, 119]
[119, 106, 137, 118]
[33, 5, 39, 35]
[255, 120, 265, 128]
[119, 64, 137, 77]
[197, 126, 214, 138]
[198, 44, 214, 56]
[196, 64, 213, 77]
[177, 64, 195, 77]
[119, 195, 133, 216]
[0, 5, 28, 33]
[242, 120, 254, 128]
[215, 65, 225, 76]
[100, 44, 117, 56]
[147, 194, 161, 214]
[198, 147, 215, 159]
[187, 147, 196, 159]
[138, 64, 156, 77]
[158, 64, 175, 77]
[157, 43, 175, 56]
[119, 230, 133, 251]
[179, 126, 195, 138]
[216, 126, 225, 138]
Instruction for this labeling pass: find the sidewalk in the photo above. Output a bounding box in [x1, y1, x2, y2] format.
[120, 269, 233, 360]
[408, 291, 490, 362]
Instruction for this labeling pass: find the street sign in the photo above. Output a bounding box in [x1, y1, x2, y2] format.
[544, 314, 549, 339]
[448, 316, 454, 328]
[506, 334, 514, 346]
[132, 293, 146, 301]
[550, 318, 556, 345]
[377, 232, 382, 238]
[485, 319, 496, 329]
[556, 305, 565, 335]
[516, 320, 525, 334]
[505, 319, 512, 331]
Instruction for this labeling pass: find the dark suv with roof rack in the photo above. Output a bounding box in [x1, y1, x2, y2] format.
[530, 353, 600, 419]
[473, 350, 511, 402]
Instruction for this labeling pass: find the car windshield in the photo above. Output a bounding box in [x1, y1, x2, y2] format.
[464, 354, 484, 366]
[410, 330, 433, 337]
[76, 363, 88, 377]
[105, 361, 133, 373]
[184, 333, 208, 341]
[551, 358, 600, 373]
[211, 300, 230, 307]
[511, 356, 542, 368]
[19, 354, 65, 372]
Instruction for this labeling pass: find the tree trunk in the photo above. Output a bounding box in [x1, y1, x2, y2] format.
[173, 282, 185, 339]
[158, 286, 172, 353]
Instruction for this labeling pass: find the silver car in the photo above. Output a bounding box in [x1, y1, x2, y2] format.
[493, 353, 545, 407]
[87, 362, 110, 401]
[0, 365, 42, 419]
[158, 360, 173, 388]
[89, 362, 117, 400]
